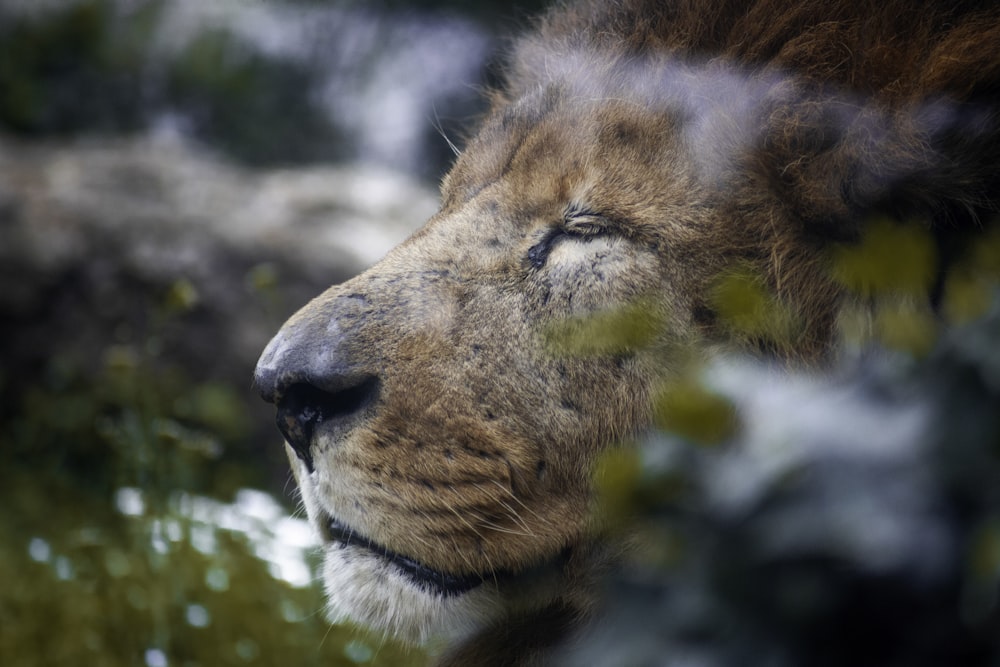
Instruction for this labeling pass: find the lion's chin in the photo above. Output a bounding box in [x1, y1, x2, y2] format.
[323, 516, 490, 596]
[320, 540, 503, 646]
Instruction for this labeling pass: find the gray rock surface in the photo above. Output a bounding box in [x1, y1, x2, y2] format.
[0, 133, 436, 486]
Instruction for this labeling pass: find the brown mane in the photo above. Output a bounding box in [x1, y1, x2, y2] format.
[486, 0, 1000, 358]
[519, 0, 1000, 99]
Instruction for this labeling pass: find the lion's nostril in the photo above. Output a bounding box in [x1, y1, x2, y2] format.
[275, 377, 380, 472]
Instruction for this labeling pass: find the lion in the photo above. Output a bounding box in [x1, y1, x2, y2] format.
[254, 0, 1000, 664]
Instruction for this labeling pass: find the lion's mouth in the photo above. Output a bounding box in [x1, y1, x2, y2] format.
[323, 515, 489, 596]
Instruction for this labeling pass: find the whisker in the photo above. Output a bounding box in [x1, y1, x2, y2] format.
[477, 521, 535, 537]
[473, 488, 536, 536]
[444, 503, 488, 541]
[488, 479, 554, 527]
[430, 103, 462, 157]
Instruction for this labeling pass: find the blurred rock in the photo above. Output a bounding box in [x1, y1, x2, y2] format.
[0, 133, 436, 490]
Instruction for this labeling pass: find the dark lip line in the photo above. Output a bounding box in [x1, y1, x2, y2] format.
[324, 515, 496, 597]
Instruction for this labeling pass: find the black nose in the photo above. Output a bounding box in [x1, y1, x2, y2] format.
[254, 292, 380, 471]
[273, 377, 380, 472]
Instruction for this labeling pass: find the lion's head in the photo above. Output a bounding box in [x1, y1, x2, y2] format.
[255, 0, 1000, 662]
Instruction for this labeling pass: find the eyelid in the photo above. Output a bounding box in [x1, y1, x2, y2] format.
[563, 208, 610, 236]
[564, 218, 606, 236]
[526, 207, 615, 270]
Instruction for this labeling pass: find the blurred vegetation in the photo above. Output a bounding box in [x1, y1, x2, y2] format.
[0, 0, 544, 171]
[543, 299, 665, 357]
[709, 261, 799, 354]
[0, 481, 419, 666]
[653, 378, 738, 447]
[0, 0, 343, 165]
[0, 0, 147, 135]
[581, 216, 1000, 665]
[832, 218, 1000, 356]
[584, 298, 1000, 665]
[0, 277, 424, 666]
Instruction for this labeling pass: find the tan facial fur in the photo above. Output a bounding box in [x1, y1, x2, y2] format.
[256, 0, 1000, 663]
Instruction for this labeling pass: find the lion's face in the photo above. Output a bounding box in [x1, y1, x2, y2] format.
[254, 54, 842, 645]
[252, 0, 1000, 656]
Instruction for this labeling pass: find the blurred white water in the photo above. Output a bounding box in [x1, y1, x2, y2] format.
[114, 486, 319, 587]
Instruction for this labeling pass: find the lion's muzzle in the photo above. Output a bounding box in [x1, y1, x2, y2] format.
[254, 294, 381, 472]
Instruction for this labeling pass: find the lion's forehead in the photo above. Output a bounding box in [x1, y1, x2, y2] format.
[444, 84, 697, 215]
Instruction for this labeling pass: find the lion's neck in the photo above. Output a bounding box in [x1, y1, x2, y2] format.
[434, 600, 582, 667]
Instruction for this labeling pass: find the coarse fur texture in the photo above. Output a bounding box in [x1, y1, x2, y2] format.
[255, 1, 1000, 664]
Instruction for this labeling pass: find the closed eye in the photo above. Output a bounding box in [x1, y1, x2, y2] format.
[563, 205, 609, 237]
[563, 215, 608, 238]
[526, 206, 614, 269]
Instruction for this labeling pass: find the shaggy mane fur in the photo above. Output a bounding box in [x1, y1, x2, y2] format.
[505, 0, 1000, 233]
[520, 0, 1000, 99]
[477, 0, 1000, 365]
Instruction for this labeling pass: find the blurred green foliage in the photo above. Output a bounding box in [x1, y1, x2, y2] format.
[831, 217, 938, 297]
[580, 219, 1000, 664]
[654, 378, 738, 446]
[0, 0, 543, 170]
[0, 0, 343, 165]
[0, 1, 144, 134]
[942, 227, 1000, 325]
[543, 300, 664, 357]
[580, 299, 1000, 664]
[827, 218, 939, 355]
[593, 448, 644, 526]
[291, 0, 547, 18]
[163, 27, 344, 165]
[0, 284, 423, 667]
[709, 262, 799, 354]
[585, 213, 1000, 547]
[0, 476, 421, 666]
[831, 216, 1000, 356]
